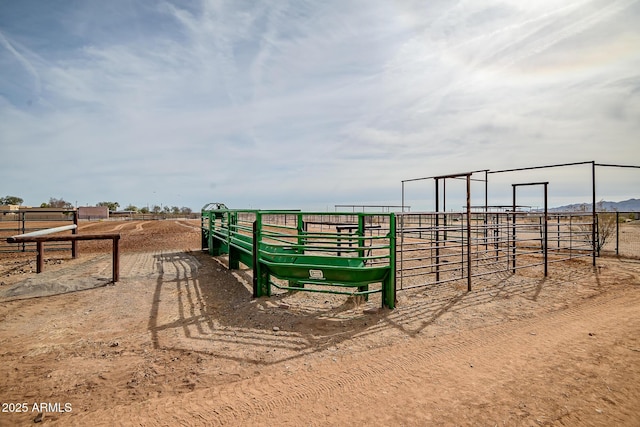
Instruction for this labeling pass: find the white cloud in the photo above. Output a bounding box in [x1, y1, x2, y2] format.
[0, 0, 639, 211]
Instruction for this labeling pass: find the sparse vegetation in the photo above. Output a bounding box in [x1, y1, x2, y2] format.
[575, 201, 617, 255]
[40, 197, 73, 209]
[96, 201, 120, 212]
[0, 195, 23, 205]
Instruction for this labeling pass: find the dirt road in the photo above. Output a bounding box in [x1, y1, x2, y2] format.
[0, 220, 638, 426]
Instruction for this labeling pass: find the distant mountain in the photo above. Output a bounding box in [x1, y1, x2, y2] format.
[550, 198, 640, 212]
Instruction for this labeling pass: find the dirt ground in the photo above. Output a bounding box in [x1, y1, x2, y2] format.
[0, 219, 639, 426]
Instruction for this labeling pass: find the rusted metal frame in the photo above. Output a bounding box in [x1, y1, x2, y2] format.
[466, 174, 472, 291]
[434, 173, 473, 290]
[435, 178, 440, 283]
[616, 212, 619, 256]
[401, 169, 488, 184]
[487, 161, 594, 266]
[546, 214, 588, 257]
[484, 170, 489, 251]
[72, 213, 78, 258]
[511, 182, 549, 276]
[488, 160, 594, 175]
[398, 170, 481, 292]
[594, 163, 640, 169]
[592, 161, 597, 265]
[21, 211, 25, 252]
[487, 161, 640, 267]
[6, 233, 121, 282]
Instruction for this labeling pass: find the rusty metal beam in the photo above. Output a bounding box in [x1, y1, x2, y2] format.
[7, 233, 121, 282]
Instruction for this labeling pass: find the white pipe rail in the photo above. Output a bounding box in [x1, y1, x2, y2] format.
[10, 224, 77, 240]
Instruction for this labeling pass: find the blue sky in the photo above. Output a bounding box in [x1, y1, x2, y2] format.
[1, 0, 639, 212]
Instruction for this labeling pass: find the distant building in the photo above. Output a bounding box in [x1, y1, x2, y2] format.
[110, 210, 136, 219]
[78, 206, 109, 220]
[0, 204, 21, 210]
[0, 205, 21, 221]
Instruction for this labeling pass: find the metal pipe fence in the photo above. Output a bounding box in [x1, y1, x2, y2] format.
[201, 206, 396, 307]
[599, 211, 640, 258]
[0, 209, 78, 253]
[396, 211, 598, 291]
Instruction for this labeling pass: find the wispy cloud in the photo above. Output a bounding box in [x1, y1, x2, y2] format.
[0, 0, 638, 210]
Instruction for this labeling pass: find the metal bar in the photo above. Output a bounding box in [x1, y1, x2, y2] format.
[252, 220, 259, 297]
[544, 182, 548, 276]
[113, 236, 120, 282]
[512, 185, 516, 273]
[401, 169, 489, 183]
[435, 178, 440, 282]
[594, 163, 640, 169]
[8, 233, 120, 283]
[616, 211, 619, 256]
[10, 224, 77, 240]
[466, 174, 472, 291]
[388, 213, 397, 308]
[21, 212, 25, 252]
[488, 160, 593, 174]
[484, 170, 488, 251]
[400, 180, 405, 289]
[8, 233, 119, 243]
[37, 241, 44, 273]
[72, 212, 78, 258]
[592, 161, 597, 266]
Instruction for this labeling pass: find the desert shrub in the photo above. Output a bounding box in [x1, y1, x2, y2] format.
[574, 201, 617, 255]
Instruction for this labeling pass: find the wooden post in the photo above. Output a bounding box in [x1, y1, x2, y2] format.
[112, 236, 120, 282]
[72, 212, 78, 258]
[36, 241, 44, 273]
[7, 232, 121, 282]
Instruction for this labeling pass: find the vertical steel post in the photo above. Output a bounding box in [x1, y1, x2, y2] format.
[461, 211, 464, 278]
[386, 213, 397, 309]
[400, 183, 404, 291]
[592, 161, 597, 266]
[435, 178, 440, 282]
[357, 214, 368, 297]
[569, 214, 573, 259]
[466, 175, 472, 292]
[484, 170, 489, 250]
[21, 212, 25, 252]
[512, 185, 516, 273]
[615, 211, 619, 256]
[443, 179, 447, 242]
[544, 183, 548, 277]
[252, 220, 260, 297]
[72, 211, 78, 258]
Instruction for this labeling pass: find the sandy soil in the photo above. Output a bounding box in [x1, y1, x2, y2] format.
[0, 220, 639, 426]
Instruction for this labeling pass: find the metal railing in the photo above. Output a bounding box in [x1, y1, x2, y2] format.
[396, 211, 596, 292]
[598, 211, 640, 258]
[0, 209, 78, 253]
[201, 205, 396, 308]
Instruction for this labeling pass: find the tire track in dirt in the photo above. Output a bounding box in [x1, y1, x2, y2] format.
[77, 222, 101, 231]
[175, 220, 202, 232]
[111, 222, 136, 232]
[222, 289, 639, 426]
[133, 221, 151, 232]
[77, 220, 149, 233]
[64, 286, 640, 426]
